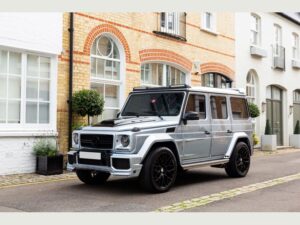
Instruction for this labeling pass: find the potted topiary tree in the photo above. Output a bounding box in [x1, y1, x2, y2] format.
[290, 120, 300, 148]
[261, 119, 277, 151]
[248, 103, 260, 147]
[72, 89, 104, 125]
[33, 139, 63, 175]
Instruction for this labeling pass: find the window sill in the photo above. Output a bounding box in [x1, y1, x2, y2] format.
[0, 130, 58, 137]
[200, 28, 218, 36]
[292, 59, 300, 69]
[153, 31, 187, 42]
[250, 45, 268, 58]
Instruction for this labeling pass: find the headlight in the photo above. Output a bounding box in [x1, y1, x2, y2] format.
[73, 133, 79, 145]
[120, 135, 130, 147]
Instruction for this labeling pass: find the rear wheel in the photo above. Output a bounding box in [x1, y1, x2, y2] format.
[76, 170, 110, 185]
[225, 142, 251, 177]
[139, 147, 177, 193]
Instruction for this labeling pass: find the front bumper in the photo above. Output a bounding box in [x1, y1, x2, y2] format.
[67, 150, 143, 178]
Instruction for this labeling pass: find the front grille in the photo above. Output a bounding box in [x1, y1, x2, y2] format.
[80, 134, 113, 149]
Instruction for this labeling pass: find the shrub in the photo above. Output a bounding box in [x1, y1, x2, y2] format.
[265, 119, 272, 135]
[294, 120, 300, 135]
[253, 133, 259, 146]
[248, 102, 260, 118]
[33, 139, 58, 157]
[72, 89, 104, 124]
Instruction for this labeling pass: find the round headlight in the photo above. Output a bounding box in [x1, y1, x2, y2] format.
[73, 133, 79, 145]
[120, 135, 130, 147]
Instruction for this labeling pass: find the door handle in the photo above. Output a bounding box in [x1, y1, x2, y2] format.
[227, 130, 233, 133]
[205, 131, 211, 135]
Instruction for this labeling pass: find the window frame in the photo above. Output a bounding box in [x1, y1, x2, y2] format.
[292, 32, 299, 59]
[184, 93, 207, 120]
[160, 12, 180, 35]
[0, 47, 57, 132]
[246, 72, 256, 104]
[202, 72, 232, 89]
[250, 13, 261, 46]
[201, 12, 217, 33]
[274, 24, 282, 56]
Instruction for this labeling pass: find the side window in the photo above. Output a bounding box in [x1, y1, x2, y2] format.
[210, 96, 228, 119]
[230, 97, 249, 119]
[185, 94, 206, 119]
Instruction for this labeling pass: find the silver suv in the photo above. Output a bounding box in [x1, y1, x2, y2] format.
[68, 85, 253, 193]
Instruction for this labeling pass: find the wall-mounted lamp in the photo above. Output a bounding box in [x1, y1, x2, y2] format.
[192, 61, 201, 75]
[261, 101, 266, 113]
[289, 105, 294, 115]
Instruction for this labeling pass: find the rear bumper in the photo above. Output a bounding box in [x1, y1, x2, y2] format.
[67, 151, 143, 178]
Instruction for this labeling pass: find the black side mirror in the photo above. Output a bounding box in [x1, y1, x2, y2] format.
[182, 111, 199, 125]
[116, 112, 120, 118]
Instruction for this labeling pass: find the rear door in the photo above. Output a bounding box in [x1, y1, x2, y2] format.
[181, 93, 212, 164]
[210, 95, 233, 157]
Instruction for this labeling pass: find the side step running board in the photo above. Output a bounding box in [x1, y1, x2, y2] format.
[182, 159, 229, 169]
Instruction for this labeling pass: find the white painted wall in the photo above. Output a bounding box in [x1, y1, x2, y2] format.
[235, 12, 300, 146]
[0, 13, 62, 175]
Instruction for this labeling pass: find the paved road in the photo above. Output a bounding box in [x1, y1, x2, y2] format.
[0, 151, 300, 212]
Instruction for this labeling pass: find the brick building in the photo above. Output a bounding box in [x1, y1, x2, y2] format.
[57, 12, 236, 153]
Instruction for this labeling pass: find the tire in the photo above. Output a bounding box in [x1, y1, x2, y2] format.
[139, 147, 177, 193]
[76, 170, 110, 185]
[225, 142, 251, 178]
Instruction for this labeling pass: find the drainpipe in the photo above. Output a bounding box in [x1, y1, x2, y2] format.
[68, 12, 74, 150]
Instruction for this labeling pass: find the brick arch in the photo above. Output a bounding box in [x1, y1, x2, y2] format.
[201, 62, 234, 81]
[139, 49, 193, 72]
[83, 24, 131, 62]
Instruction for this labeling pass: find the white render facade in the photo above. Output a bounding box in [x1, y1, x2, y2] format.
[235, 12, 300, 147]
[0, 13, 62, 175]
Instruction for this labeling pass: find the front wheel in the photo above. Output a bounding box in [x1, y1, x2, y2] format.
[225, 142, 251, 177]
[139, 147, 177, 193]
[76, 170, 110, 185]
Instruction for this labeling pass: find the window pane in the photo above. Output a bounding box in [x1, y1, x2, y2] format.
[39, 80, 50, 101]
[26, 79, 38, 99]
[26, 102, 38, 123]
[39, 103, 49, 123]
[27, 55, 39, 77]
[211, 96, 228, 119]
[91, 57, 96, 76]
[112, 61, 120, 80]
[7, 100, 20, 123]
[0, 50, 8, 74]
[97, 36, 112, 57]
[105, 85, 119, 107]
[0, 75, 6, 98]
[96, 58, 104, 78]
[8, 77, 21, 99]
[9, 52, 21, 75]
[104, 60, 113, 79]
[0, 100, 6, 123]
[185, 94, 206, 119]
[205, 12, 211, 29]
[40, 57, 50, 78]
[91, 82, 104, 97]
[231, 97, 249, 119]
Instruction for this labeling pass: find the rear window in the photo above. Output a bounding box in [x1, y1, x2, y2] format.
[230, 97, 249, 119]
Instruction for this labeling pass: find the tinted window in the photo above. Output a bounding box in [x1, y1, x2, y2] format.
[122, 92, 184, 117]
[230, 97, 249, 119]
[210, 96, 228, 119]
[185, 94, 206, 119]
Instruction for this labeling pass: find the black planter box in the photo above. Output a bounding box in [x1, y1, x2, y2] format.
[36, 155, 63, 175]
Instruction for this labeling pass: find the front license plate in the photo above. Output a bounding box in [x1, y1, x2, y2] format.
[79, 152, 101, 160]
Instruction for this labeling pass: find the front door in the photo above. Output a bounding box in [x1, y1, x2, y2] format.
[181, 93, 211, 164]
[266, 86, 283, 145]
[294, 90, 300, 130]
[210, 95, 233, 157]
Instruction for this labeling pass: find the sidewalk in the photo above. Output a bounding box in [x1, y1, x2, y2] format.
[1, 148, 300, 189]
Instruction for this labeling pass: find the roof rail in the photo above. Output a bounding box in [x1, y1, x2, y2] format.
[230, 88, 246, 94]
[133, 84, 191, 91]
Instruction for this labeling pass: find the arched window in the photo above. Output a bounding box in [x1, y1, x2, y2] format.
[202, 73, 232, 88]
[90, 35, 122, 122]
[246, 71, 256, 103]
[141, 63, 186, 87]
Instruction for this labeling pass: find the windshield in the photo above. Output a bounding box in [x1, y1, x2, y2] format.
[121, 92, 185, 117]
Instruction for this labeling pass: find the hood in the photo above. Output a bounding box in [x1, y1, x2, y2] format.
[81, 117, 178, 132]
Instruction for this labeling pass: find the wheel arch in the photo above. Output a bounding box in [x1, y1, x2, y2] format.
[225, 132, 253, 158]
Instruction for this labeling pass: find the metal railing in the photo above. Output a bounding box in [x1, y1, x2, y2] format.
[154, 12, 186, 41]
[272, 44, 285, 70]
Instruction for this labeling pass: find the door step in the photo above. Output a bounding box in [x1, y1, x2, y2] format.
[276, 146, 293, 150]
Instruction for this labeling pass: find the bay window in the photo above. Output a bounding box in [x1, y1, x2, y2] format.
[0, 49, 55, 128]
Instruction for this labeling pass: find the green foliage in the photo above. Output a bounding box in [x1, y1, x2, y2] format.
[248, 102, 260, 118]
[72, 89, 104, 117]
[72, 122, 87, 131]
[265, 119, 272, 135]
[252, 133, 259, 146]
[33, 139, 58, 157]
[294, 120, 300, 135]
